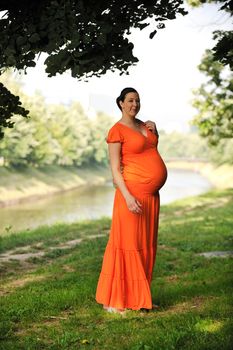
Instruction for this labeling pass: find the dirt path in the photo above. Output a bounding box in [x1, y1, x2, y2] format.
[0, 233, 107, 263]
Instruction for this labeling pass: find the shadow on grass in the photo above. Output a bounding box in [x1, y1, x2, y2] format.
[0, 189, 232, 349]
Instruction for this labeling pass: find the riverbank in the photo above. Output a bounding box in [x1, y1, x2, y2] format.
[0, 188, 232, 349]
[0, 161, 232, 208]
[0, 164, 112, 207]
[166, 161, 233, 189]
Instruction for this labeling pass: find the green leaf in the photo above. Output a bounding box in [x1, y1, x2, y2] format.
[149, 29, 157, 39]
[27, 61, 36, 67]
[16, 36, 27, 47]
[29, 33, 40, 43]
[97, 34, 106, 46]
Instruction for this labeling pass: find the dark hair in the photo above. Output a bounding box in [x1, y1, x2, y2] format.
[116, 87, 138, 110]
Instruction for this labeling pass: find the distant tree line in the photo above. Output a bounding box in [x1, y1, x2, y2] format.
[0, 99, 114, 167]
[158, 130, 233, 165]
[0, 72, 232, 168]
[0, 72, 114, 167]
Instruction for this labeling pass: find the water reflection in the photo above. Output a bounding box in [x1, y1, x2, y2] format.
[0, 168, 212, 234]
[160, 168, 212, 204]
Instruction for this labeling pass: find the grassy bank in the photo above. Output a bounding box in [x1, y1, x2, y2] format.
[166, 161, 233, 189]
[0, 164, 112, 207]
[1, 161, 232, 208]
[0, 189, 232, 349]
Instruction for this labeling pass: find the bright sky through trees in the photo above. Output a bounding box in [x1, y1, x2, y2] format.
[21, 3, 232, 132]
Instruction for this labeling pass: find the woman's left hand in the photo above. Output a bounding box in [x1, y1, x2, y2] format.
[144, 120, 158, 135]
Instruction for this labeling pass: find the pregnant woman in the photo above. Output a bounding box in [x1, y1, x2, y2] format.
[95, 87, 167, 314]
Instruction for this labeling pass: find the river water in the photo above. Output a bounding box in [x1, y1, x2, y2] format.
[0, 168, 212, 235]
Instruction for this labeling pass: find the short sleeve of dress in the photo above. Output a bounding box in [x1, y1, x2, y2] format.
[105, 125, 124, 144]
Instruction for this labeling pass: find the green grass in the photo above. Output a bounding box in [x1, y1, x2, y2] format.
[0, 189, 233, 350]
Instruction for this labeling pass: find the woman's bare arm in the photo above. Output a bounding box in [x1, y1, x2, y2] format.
[108, 142, 142, 214]
[108, 142, 130, 199]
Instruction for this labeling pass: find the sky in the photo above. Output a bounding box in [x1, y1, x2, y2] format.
[21, 2, 232, 132]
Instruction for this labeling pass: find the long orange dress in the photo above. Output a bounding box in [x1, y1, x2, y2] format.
[95, 120, 167, 310]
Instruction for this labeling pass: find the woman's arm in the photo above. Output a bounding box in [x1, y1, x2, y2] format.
[108, 143, 142, 214]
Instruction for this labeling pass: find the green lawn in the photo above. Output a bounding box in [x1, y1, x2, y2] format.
[0, 189, 232, 350]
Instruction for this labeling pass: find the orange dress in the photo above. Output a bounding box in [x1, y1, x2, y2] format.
[95, 120, 167, 310]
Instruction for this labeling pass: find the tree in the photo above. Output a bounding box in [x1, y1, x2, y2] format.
[0, 72, 116, 167]
[188, 0, 233, 146]
[187, 0, 233, 69]
[0, 82, 29, 138]
[191, 49, 233, 145]
[89, 111, 115, 165]
[0, 0, 187, 136]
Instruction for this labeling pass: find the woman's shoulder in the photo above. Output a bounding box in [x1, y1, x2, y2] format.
[111, 121, 121, 128]
[106, 122, 124, 143]
[106, 122, 122, 134]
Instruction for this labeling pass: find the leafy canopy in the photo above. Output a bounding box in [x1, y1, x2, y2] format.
[0, 0, 187, 137]
[187, 0, 233, 69]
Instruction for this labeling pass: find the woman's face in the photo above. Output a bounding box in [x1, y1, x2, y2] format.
[120, 92, 140, 117]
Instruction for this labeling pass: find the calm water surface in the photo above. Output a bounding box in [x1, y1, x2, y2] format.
[0, 169, 212, 234]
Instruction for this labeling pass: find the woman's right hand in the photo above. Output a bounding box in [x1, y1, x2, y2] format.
[125, 194, 142, 214]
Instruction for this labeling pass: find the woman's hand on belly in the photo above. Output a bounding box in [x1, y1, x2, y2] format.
[125, 193, 142, 214]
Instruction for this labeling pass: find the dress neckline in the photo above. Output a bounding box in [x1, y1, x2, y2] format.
[116, 121, 148, 139]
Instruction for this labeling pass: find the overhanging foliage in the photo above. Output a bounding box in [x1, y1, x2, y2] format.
[191, 50, 233, 145]
[0, 0, 187, 137]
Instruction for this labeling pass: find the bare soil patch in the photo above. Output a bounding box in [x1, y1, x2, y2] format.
[0, 233, 107, 264]
[197, 251, 233, 258]
[0, 274, 48, 296]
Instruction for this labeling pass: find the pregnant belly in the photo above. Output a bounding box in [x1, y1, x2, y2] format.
[122, 152, 167, 192]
